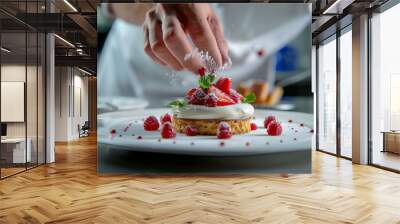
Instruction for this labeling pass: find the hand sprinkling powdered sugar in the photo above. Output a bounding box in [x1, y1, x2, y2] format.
[140, 4, 229, 74]
[184, 48, 232, 75]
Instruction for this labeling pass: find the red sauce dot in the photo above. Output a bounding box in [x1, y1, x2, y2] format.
[110, 129, 117, 135]
[137, 136, 143, 140]
[220, 141, 225, 147]
[257, 49, 265, 57]
[300, 123, 304, 127]
[310, 129, 314, 133]
[288, 119, 293, 123]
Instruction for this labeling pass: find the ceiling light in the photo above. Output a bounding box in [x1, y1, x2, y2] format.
[1, 47, 11, 53]
[322, 0, 354, 15]
[54, 34, 75, 48]
[78, 67, 92, 76]
[63, 0, 78, 12]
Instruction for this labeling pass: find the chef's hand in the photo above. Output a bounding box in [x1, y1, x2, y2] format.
[142, 3, 229, 73]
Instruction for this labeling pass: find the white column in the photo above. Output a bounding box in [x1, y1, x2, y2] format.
[352, 14, 369, 164]
[46, 33, 55, 163]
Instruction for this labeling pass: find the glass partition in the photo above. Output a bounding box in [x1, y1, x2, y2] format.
[0, 1, 46, 179]
[370, 3, 400, 171]
[317, 36, 337, 154]
[339, 28, 352, 158]
[1, 30, 28, 177]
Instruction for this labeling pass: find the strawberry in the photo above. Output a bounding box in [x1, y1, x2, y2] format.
[250, 123, 257, 131]
[161, 122, 176, 138]
[185, 126, 198, 136]
[188, 88, 206, 105]
[267, 121, 283, 136]
[229, 89, 244, 103]
[264, 115, 276, 129]
[160, 113, 172, 124]
[144, 116, 160, 131]
[215, 77, 231, 93]
[208, 86, 235, 106]
[204, 93, 218, 107]
[217, 122, 232, 139]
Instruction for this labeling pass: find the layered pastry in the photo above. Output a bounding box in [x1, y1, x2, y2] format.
[169, 71, 256, 135]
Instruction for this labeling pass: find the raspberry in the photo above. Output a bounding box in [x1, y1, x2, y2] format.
[250, 123, 257, 131]
[215, 77, 232, 93]
[189, 88, 206, 105]
[264, 115, 276, 129]
[186, 88, 198, 100]
[267, 121, 283, 136]
[160, 113, 172, 124]
[217, 122, 232, 139]
[161, 122, 176, 139]
[143, 116, 159, 131]
[185, 126, 198, 136]
[198, 67, 206, 76]
[229, 89, 243, 103]
[204, 94, 218, 107]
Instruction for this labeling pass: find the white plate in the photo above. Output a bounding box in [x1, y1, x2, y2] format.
[98, 108, 313, 156]
[98, 96, 149, 114]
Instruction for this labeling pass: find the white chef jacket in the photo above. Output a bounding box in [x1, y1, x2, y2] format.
[98, 3, 310, 100]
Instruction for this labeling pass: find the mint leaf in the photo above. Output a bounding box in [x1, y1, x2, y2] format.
[243, 92, 256, 104]
[168, 99, 187, 108]
[199, 74, 216, 90]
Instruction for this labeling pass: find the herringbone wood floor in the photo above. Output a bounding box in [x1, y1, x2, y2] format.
[1, 135, 400, 224]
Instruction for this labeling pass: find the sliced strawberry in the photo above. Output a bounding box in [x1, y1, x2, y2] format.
[207, 86, 235, 106]
[229, 89, 244, 103]
[215, 77, 232, 93]
[217, 95, 235, 106]
[204, 94, 218, 107]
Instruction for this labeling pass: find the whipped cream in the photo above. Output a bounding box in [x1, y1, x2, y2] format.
[173, 103, 254, 120]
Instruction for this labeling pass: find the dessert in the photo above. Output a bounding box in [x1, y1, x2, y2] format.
[169, 69, 256, 136]
[237, 80, 284, 106]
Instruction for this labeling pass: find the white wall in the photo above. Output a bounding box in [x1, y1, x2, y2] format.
[54, 67, 89, 141]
